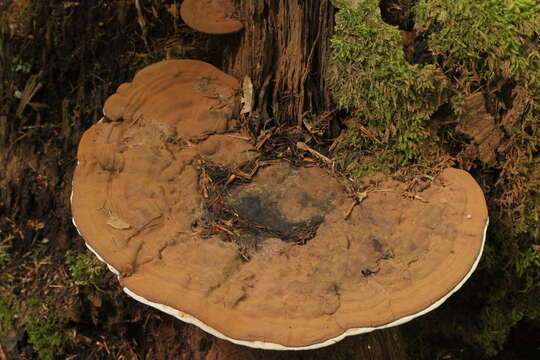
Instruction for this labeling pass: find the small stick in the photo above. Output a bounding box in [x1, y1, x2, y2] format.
[358, 124, 381, 144]
[296, 142, 333, 165]
[256, 130, 273, 150]
[231, 169, 252, 180]
[403, 192, 429, 203]
[225, 174, 237, 187]
[344, 200, 357, 220]
[223, 134, 251, 141]
[214, 224, 235, 236]
[329, 130, 345, 152]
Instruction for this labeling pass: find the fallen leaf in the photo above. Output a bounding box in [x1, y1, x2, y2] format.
[240, 76, 254, 114]
[106, 215, 131, 230]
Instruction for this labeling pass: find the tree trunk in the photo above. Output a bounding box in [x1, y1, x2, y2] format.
[225, 0, 335, 129]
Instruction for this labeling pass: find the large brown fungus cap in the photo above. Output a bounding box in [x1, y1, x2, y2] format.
[72, 60, 488, 350]
[180, 0, 243, 35]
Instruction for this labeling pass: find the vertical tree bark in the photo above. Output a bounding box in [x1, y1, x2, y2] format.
[225, 0, 335, 128]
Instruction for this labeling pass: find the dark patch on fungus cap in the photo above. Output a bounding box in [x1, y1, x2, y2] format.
[181, 0, 243, 35]
[224, 163, 342, 245]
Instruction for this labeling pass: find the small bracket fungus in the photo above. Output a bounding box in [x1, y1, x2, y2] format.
[72, 60, 489, 350]
[180, 0, 243, 35]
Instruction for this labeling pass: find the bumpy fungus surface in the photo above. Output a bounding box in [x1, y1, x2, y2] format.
[180, 0, 243, 35]
[72, 59, 488, 349]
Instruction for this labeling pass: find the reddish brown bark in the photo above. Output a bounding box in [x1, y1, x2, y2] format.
[225, 0, 335, 128]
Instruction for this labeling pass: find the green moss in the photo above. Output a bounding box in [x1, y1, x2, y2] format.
[0, 235, 12, 271]
[474, 270, 540, 356]
[415, 0, 540, 90]
[516, 247, 540, 278]
[65, 250, 106, 287]
[329, 0, 449, 170]
[23, 298, 67, 360]
[414, 7, 540, 352]
[477, 220, 539, 355]
[0, 294, 20, 332]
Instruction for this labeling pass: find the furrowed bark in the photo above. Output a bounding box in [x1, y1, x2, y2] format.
[225, 0, 335, 128]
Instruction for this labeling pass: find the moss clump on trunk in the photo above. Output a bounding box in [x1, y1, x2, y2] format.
[328, 0, 449, 174]
[415, 0, 540, 89]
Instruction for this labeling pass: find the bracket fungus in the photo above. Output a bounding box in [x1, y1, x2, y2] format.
[180, 0, 243, 35]
[71, 59, 489, 350]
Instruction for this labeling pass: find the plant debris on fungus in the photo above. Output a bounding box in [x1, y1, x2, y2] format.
[180, 0, 243, 35]
[71, 60, 489, 350]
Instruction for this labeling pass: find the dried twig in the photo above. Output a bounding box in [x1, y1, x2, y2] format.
[16, 72, 43, 118]
[213, 224, 235, 236]
[222, 134, 252, 141]
[343, 200, 357, 220]
[329, 130, 346, 152]
[296, 141, 333, 165]
[403, 192, 429, 203]
[134, 0, 149, 48]
[256, 130, 273, 150]
[357, 124, 382, 144]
